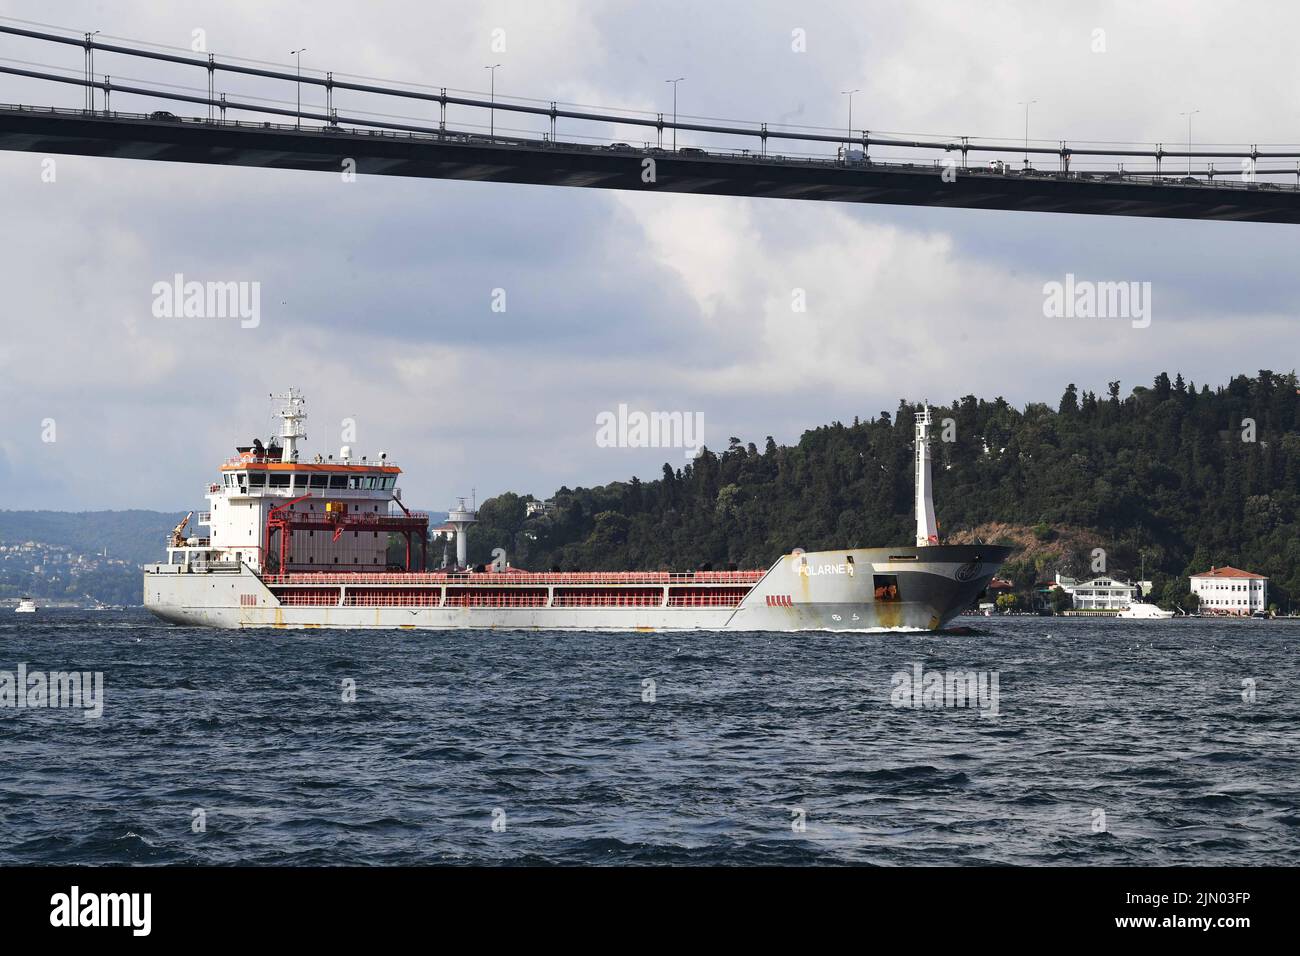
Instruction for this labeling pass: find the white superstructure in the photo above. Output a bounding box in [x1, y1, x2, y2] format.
[170, 389, 413, 574]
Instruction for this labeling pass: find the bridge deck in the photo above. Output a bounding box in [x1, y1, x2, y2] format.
[4, 106, 1299, 223]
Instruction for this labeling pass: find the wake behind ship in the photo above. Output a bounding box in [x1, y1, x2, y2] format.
[143, 390, 1009, 631]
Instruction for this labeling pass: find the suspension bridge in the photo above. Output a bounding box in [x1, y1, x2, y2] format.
[2, 21, 1299, 223]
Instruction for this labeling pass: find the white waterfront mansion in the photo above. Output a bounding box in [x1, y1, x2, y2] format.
[1190, 566, 1269, 616]
[1054, 572, 1140, 610]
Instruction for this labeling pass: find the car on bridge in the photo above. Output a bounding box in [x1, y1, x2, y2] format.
[678, 147, 707, 157]
[149, 110, 180, 123]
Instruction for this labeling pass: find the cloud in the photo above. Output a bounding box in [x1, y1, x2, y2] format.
[1, 0, 1298, 511]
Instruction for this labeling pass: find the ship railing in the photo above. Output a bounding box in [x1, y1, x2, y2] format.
[220, 454, 399, 468]
[189, 559, 241, 572]
[552, 591, 663, 607]
[667, 591, 749, 607]
[262, 570, 765, 586]
[327, 511, 429, 524]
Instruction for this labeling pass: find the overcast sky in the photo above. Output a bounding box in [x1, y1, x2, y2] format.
[1, 0, 1298, 511]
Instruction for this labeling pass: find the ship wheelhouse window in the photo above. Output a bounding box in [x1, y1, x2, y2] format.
[348, 475, 363, 490]
[329, 475, 347, 489]
[310, 475, 328, 489]
[248, 473, 265, 488]
[269, 473, 290, 488]
[236, 473, 248, 493]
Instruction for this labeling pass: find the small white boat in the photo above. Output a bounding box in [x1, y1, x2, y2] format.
[1118, 601, 1174, 620]
[14, 598, 36, 614]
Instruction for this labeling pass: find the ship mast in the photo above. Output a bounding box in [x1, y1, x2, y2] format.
[271, 387, 307, 463]
[914, 404, 939, 547]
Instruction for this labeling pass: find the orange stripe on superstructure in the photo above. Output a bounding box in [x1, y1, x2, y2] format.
[220, 462, 401, 473]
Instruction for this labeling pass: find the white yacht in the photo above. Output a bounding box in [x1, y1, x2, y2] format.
[1118, 601, 1174, 620]
[14, 598, 36, 614]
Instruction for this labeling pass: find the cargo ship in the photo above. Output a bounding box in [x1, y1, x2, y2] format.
[143, 389, 1009, 631]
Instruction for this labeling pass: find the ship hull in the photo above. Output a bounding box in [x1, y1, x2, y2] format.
[144, 545, 1011, 632]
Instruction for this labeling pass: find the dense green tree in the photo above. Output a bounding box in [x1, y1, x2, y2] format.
[459, 372, 1300, 610]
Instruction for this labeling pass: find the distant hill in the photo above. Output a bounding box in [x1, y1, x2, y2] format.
[0, 507, 450, 606]
[0, 510, 181, 565]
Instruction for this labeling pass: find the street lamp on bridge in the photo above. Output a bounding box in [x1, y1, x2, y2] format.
[666, 77, 685, 151]
[841, 89, 861, 156]
[486, 64, 501, 137]
[1179, 109, 1200, 176]
[1018, 99, 1038, 170]
[84, 31, 100, 112]
[289, 48, 307, 128]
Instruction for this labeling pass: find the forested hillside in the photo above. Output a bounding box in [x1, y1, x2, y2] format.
[0, 510, 180, 565]
[464, 371, 1300, 609]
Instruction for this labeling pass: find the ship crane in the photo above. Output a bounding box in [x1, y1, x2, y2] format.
[262, 493, 430, 575]
[170, 511, 194, 548]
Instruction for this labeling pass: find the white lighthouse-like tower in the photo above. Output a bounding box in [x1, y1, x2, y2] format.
[446, 497, 478, 567]
[914, 405, 940, 547]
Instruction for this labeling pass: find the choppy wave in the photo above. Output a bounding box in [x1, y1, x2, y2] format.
[0, 610, 1297, 865]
